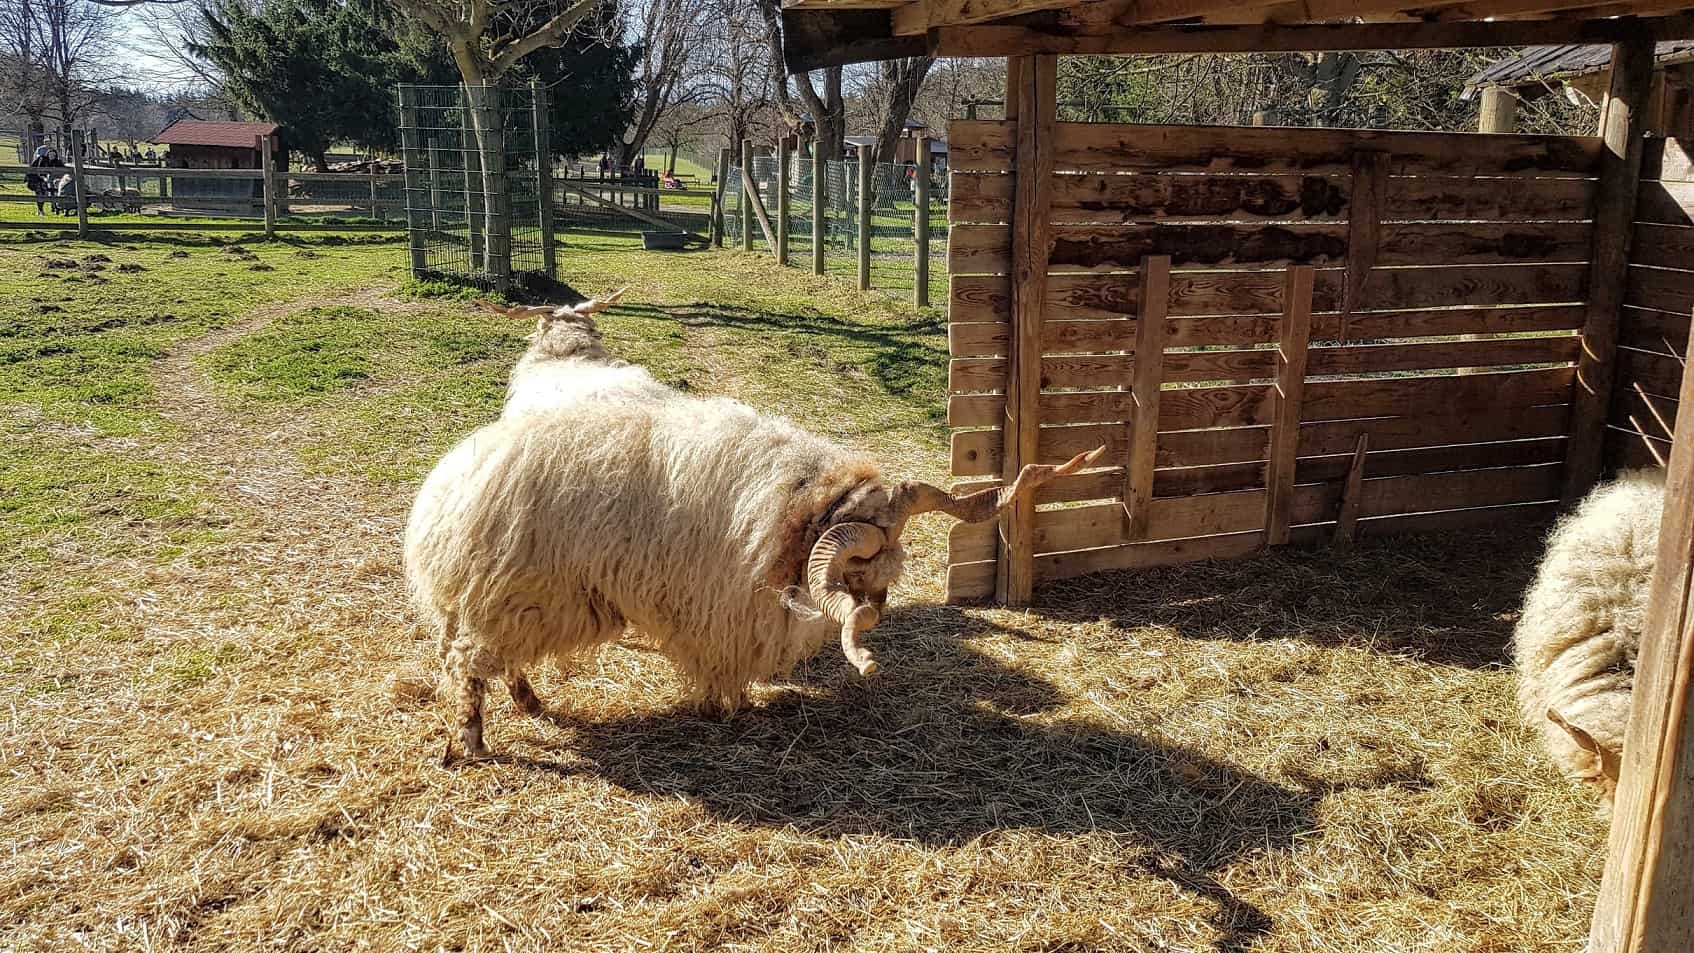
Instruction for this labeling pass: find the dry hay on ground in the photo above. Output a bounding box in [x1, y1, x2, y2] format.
[0, 294, 1609, 953]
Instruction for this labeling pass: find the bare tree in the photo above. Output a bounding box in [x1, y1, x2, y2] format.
[619, 0, 703, 167]
[751, 0, 844, 163]
[696, 0, 774, 150]
[388, 0, 604, 284]
[864, 55, 933, 167]
[1, 0, 123, 151]
[649, 98, 712, 173]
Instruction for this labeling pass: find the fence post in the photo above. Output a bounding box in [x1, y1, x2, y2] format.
[777, 136, 792, 265]
[740, 139, 754, 252]
[711, 146, 730, 247]
[396, 85, 428, 275]
[369, 165, 380, 222]
[70, 130, 88, 238]
[915, 134, 931, 307]
[857, 150, 871, 291]
[531, 79, 556, 280]
[812, 148, 826, 275]
[257, 134, 276, 239]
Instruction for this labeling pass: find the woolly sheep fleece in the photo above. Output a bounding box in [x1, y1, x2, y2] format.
[404, 307, 909, 754]
[1515, 468, 1663, 796]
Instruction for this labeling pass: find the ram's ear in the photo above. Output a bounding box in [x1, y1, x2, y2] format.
[1548, 706, 1601, 754]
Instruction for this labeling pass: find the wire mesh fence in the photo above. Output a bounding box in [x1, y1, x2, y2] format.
[397, 84, 552, 288]
[551, 162, 714, 237]
[723, 153, 948, 307]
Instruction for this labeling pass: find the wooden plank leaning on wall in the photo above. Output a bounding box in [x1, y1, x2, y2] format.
[995, 54, 1056, 606]
[1563, 32, 1656, 503]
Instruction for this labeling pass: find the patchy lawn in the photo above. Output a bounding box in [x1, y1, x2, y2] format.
[0, 228, 1606, 952]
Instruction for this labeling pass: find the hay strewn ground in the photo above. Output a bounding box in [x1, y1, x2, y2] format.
[1, 230, 1608, 952]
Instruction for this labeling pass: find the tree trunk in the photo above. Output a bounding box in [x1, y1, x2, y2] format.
[465, 83, 511, 287]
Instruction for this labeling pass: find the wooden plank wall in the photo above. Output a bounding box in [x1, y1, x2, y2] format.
[1605, 136, 1694, 474]
[946, 120, 1601, 602]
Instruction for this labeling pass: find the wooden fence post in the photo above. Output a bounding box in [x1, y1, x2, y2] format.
[70, 130, 88, 239]
[258, 134, 277, 239]
[740, 139, 754, 252]
[531, 79, 556, 279]
[915, 133, 932, 307]
[397, 86, 428, 275]
[995, 54, 1055, 606]
[1588, 315, 1694, 953]
[369, 166, 380, 222]
[1564, 32, 1655, 503]
[1479, 86, 1519, 133]
[711, 146, 730, 248]
[1332, 434, 1370, 550]
[1264, 265, 1316, 546]
[777, 136, 792, 265]
[813, 147, 826, 275]
[857, 149, 872, 290]
[1124, 255, 1170, 540]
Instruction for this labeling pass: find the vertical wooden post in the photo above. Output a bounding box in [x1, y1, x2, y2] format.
[777, 136, 792, 265]
[857, 148, 872, 290]
[1332, 434, 1370, 550]
[1341, 149, 1386, 343]
[1123, 255, 1171, 541]
[1478, 86, 1519, 133]
[531, 79, 556, 279]
[257, 134, 276, 239]
[812, 145, 826, 275]
[397, 86, 428, 275]
[995, 54, 1055, 606]
[711, 146, 730, 248]
[740, 139, 754, 252]
[1589, 315, 1694, 953]
[1264, 266, 1316, 546]
[70, 130, 88, 238]
[915, 134, 932, 308]
[1566, 33, 1655, 503]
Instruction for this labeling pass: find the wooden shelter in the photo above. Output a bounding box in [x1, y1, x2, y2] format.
[1467, 41, 1694, 137]
[154, 120, 285, 209]
[781, 4, 1694, 953]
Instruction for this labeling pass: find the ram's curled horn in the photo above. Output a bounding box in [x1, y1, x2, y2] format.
[893, 445, 1106, 524]
[478, 300, 558, 320]
[805, 521, 887, 676]
[566, 287, 627, 317]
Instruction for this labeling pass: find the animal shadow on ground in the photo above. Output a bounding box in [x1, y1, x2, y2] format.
[1036, 523, 1550, 669]
[540, 603, 1320, 953]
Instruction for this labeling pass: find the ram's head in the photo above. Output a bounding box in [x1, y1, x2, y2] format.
[806, 446, 1104, 676]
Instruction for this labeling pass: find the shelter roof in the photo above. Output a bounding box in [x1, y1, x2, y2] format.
[154, 120, 279, 149]
[1467, 41, 1694, 90]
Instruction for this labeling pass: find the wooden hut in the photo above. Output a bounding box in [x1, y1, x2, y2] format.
[154, 119, 284, 210]
[781, 4, 1694, 953]
[1467, 41, 1694, 136]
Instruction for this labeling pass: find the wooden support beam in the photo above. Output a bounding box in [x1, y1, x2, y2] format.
[812, 146, 826, 274]
[70, 130, 88, 239]
[1588, 313, 1694, 953]
[257, 133, 275, 240]
[915, 134, 931, 307]
[857, 151, 872, 290]
[1123, 254, 1171, 542]
[777, 137, 792, 265]
[995, 54, 1054, 607]
[741, 139, 755, 252]
[931, 13, 1694, 58]
[1265, 265, 1316, 546]
[711, 146, 731, 248]
[1342, 149, 1387, 343]
[1479, 86, 1520, 133]
[1565, 32, 1656, 503]
[1332, 434, 1371, 550]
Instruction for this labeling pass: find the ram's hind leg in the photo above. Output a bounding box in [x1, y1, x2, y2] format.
[506, 667, 545, 718]
[441, 623, 495, 759]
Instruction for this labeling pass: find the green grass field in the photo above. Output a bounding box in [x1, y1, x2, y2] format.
[0, 224, 1610, 952]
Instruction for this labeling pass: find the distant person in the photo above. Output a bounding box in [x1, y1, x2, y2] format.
[25, 146, 57, 214]
[633, 155, 645, 173]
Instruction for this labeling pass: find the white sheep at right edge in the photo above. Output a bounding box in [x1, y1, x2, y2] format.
[1515, 468, 1664, 803]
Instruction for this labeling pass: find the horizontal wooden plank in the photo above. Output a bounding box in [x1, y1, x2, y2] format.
[949, 120, 1014, 173]
[945, 559, 998, 602]
[950, 274, 1011, 323]
[950, 222, 1590, 276]
[1048, 173, 1349, 223]
[1045, 124, 1603, 177]
[1625, 265, 1694, 316]
[1615, 346, 1689, 398]
[1301, 367, 1574, 423]
[1629, 224, 1694, 271]
[1355, 263, 1587, 310]
[1305, 336, 1578, 376]
[949, 173, 1012, 223]
[950, 349, 1279, 393]
[1620, 306, 1690, 356]
[1334, 304, 1586, 342]
[952, 403, 1575, 478]
[1635, 181, 1694, 227]
[1046, 270, 1344, 320]
[1642, 136, 1693, 183]
[1358, 463, 1563, 517]
[1609, 386, 1678, 445]
[1383, 175, 1595, 223]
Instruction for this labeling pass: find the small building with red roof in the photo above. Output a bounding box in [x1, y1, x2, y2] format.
[154, 119, 285, 209]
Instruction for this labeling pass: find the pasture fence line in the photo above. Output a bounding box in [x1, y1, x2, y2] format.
[715, 136, 948, 310]
[1, 131, 407, 238]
